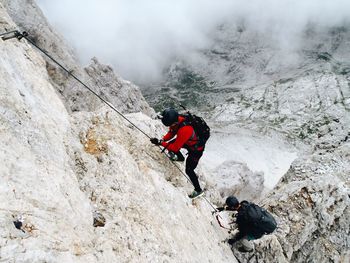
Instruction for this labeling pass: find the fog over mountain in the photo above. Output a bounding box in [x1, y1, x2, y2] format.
[1, 1, 349, 262]
[36, 0, 350, 83]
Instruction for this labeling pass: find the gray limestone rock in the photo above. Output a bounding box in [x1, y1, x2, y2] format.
[0, 4, 234, 262]
[1, 1, 349, 263]
[0, 0, 153, 115]
[235, 143, 350, 263]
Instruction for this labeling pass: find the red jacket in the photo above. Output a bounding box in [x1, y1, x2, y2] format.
[161, 116, 203, 152]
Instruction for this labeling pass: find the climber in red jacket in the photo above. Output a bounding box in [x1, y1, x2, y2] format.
[150, 108, 206, 199]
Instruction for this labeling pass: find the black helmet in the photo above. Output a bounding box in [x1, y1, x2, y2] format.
[225, 196, 239, 208]
[161, 108, 179, 126]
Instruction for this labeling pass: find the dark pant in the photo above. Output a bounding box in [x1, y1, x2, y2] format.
[174, 149, 203, 192]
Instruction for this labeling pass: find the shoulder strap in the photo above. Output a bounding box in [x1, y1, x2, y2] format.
[178, 114, 192, 131]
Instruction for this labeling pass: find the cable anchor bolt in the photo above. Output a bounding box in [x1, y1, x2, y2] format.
[1, 31, 28, 41]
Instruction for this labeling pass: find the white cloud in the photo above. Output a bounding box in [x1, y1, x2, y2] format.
[36, 0, 350, 83]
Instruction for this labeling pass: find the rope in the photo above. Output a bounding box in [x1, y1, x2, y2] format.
[1, 30, 220, 214]
[165, 156, 219, 212]
[23, 35, 152, 139]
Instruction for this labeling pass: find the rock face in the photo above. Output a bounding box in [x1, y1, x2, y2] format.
[211, 67, 350, 149]
[1, 1, 349, 263]
[208, 160, 264, 202]
[144, 22, 350, 112]
[84, 58, 153, 116]
[142, 16, 350, 263]
[1, 0, 153, 115]
[203, 24, 350, 263]
[204, 26, 349, 263]
[234, 143, 350, 263]
[0, 5, 92, 261]
[194, 28, 350, 262]
[0, 3, 235, 262]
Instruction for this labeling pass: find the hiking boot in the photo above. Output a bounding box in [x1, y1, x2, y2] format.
[188, 190, 204, 199]
[175, 154, 185, 162]
[237, 238, 254, 252]
[238, 246, 254, 253]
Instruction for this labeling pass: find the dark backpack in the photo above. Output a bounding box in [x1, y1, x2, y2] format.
[181, 113, 210, 147]
[240, 202, 277, 239]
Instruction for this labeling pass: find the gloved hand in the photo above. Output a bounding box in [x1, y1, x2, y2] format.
[217, 207, 225, 212]
[150, 138, 161, 145]
[227, 238, 237, 245]
[228, 234, 241, 245]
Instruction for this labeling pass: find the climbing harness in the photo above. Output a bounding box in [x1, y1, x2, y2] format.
[1, 29, 223, 223]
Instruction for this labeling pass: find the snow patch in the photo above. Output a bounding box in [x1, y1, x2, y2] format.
[202, 126, 298, 190]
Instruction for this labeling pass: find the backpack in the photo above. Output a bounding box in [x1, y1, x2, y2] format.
[181, 113, 210, 147]
[240, 202, 277, 239]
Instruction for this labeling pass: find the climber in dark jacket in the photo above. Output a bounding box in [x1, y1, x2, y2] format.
[150, 108, 205, 199]
[216, 196, 277, 252]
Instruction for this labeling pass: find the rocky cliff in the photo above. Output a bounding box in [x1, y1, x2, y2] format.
[233, 143, 350, 262]
[0, 2, 235, 262]
[1, 1, 349, 263]
[143, 15, 350, 263]
[1, 0, 152, 115]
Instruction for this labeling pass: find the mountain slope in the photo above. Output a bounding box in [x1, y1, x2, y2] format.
[142, 18, 350, 262]
[1, 0, 152, 115]
[0, 3, 235, 262]
[1, 1, 349, 263]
